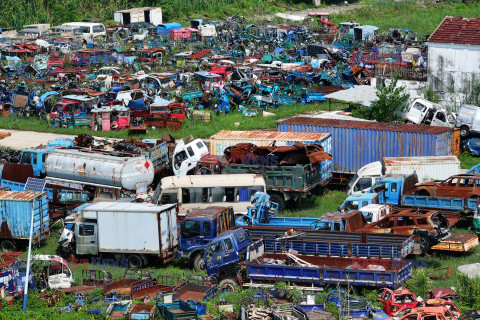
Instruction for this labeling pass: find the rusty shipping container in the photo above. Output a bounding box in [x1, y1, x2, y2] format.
[0, 191, 49, 248]
[277, 117, 456, 174]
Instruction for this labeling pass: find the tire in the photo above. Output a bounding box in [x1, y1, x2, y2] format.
[127, 254, 144, 268]
[218, 278, 239, 293]
[460, 126, 470, 138]
[420, 236, 431, 252]
[268, 193, 286, 211]
[0, 240, 16, 252]
[192, 253, 204, 272]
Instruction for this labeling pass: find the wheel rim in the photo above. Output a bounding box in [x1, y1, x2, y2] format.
[221, 283, 236, 293]
[129, 256, 142, 268]
[1, 241, 15, 252]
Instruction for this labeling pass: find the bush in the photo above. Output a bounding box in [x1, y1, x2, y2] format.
[352, 77, 409, 123]
[405, 268, 433, 298]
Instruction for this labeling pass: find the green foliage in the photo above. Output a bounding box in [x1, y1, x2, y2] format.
[459, 151, 480, 169]
[423, 86, 441, 104]
[457, 274, 480, 310]
[0, 0, 313, 29]
[352, 77, 409, 123]
[279, 189, 347, 218]
[0, 102, 345, 140]
[332, 0, 480, 37]
[405, 268, 433, 298]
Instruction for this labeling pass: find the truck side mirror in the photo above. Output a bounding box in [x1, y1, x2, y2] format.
[337, 205, 341, 212]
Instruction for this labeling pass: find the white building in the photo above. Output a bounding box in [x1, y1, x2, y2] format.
[427, 16, 480, 108]
[114, 7, 162, 26]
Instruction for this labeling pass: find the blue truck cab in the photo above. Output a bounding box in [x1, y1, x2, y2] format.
[339, 192, 385, 212]
[18, 147, 53, 177]
[178, 206, 235, 271]
[342, 174, 418, 208]
[203, 228, 250, 281]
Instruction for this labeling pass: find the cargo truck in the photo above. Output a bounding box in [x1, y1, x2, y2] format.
[0, 191, 50, 251]
[347, 156, 460, 196]
[277, 117, 460, 185]
[348, 174, 479, 252]
[203, 229, 413, 292]
[58, 202, 178, 268]
[178, 204, 414, 272]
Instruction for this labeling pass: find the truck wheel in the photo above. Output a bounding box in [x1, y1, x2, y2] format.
[193, 253, 204, 272]
[460, 126, 470, 138]
[420, 237, 431, 252]
[218, 278, 239, 293]
[269, 194, 286, 211]
[0, 240, 16, 252]
[127, 254, 144, 268]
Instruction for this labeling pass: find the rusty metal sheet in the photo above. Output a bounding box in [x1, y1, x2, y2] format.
[279, 117, 454, 134]
[1, 162, 34, 183]
[431, 233, 479, 252]
[0, 190, 39, 201]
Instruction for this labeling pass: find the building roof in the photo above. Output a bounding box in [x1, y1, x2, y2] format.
[325, 85, 378, 107]
[428, 16, 480, 45]
[278, 117, 454, 134]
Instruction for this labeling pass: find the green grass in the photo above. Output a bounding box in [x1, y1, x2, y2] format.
[0, 102, 345, 142]
[459, 151, 480, 170]
[332, 0, 480, 37]
[279, 188, 347, 218]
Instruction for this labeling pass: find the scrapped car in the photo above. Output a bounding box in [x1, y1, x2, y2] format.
[461, 138, 480, 156]
[378, 287, 418, 316]
[428, 288, 460, 301]
[423, 299, 461, 319]
[412, 174, 480, 198]
[392, 306, 459, 320]
[357, 209, 451, 250]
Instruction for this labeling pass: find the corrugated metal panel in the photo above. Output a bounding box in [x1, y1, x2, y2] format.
[384, 156, 460, 182]
[278, 118, 453, 174]
[0, 192, 49, 239]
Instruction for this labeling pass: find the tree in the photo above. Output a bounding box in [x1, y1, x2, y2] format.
[353, 77, 409, 123]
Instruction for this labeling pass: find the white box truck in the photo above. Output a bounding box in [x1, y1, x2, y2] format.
[347, 156, 460, 196]
[59, 202, 178, 268]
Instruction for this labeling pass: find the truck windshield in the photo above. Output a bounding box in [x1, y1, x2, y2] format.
[347, 174, 358, 190]
[205, 241, 222, 263]
[181, 220, 201, 239]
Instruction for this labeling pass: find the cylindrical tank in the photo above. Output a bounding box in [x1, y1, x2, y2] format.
[45, 149, 154, 190]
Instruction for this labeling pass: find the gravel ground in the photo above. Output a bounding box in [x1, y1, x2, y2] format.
[0, 129, 74, 149]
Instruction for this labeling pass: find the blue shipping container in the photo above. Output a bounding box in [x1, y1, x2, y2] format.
[277, 118, 454, 174]
[0, 191, 49, 241]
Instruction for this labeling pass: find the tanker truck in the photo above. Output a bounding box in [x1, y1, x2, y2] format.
[10, 147, 155, 201]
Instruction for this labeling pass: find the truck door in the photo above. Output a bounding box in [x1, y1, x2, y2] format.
[76, 223, 98, 255]
[432, 111, 448, 127]
[472, 109, 480, 134]
[204, 241, 225, 276]
[386, 182, 400, 205]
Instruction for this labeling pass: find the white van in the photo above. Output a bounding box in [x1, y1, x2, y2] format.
[61, 22, 106, 43]
[153, 174, 266, 217]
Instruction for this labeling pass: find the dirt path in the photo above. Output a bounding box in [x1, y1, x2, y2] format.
[256, 3, 362, 21]
[0, 129, 74, 149]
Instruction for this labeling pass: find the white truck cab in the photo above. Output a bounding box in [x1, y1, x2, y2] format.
[359, 204, 390, 223]
[347, 161, 383, 196]
[404, 98, 455, 127]
[172, 136, 209, 176]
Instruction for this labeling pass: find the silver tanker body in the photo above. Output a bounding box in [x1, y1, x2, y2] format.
[45, 149, 154, 190]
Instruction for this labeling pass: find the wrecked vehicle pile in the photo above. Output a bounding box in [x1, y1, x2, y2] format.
[0, 6, 480, 320]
